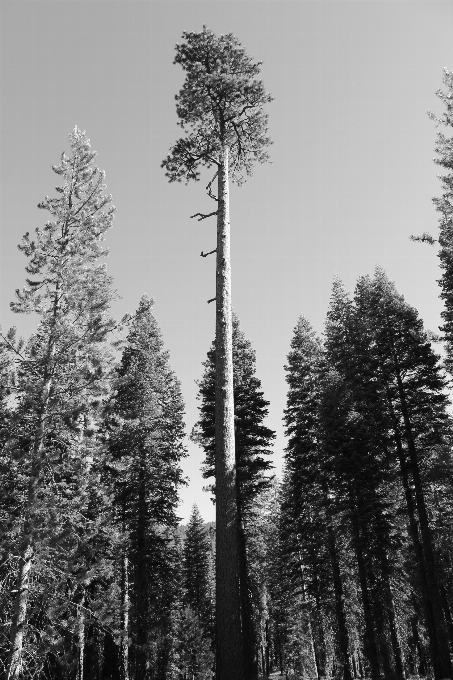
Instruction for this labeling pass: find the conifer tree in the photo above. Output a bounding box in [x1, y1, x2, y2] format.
[282, 316, 350, 680]
[195, 313, 274, 678]
[354, 269, 453, 678]
[106, 296, 187, 679]
[325, 279, 404, 680]
[5, 127, 117, 679]
[162, 28, 272, 680]
[183, 505, 213, 642]
[429, 68, 453, 368]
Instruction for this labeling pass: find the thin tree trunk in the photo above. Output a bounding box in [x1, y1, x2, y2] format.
[323, 486, 352, 680]
[77, 595, 85, 680]
[120, 551, 130, 680]
[215, 146, 244, 680]
[298, 555, 319, 680]
[349, 511, 380, 680]
[265, 618, 270, 678]
[378, 548, 405, 678]
[312, 571, 327, 678]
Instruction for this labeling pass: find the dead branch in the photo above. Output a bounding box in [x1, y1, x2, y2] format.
[206, 172, 218, 202]
[190, 210, 218, 221]
[207, 297, 216, 304]
[201, 249, 217, 258]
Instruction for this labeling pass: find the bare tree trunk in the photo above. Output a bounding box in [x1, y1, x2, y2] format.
[298, 555, 319, 680]
[215, 146, 244, 680]
[120, 552, 130, 680]
[77, 595, 85, 680]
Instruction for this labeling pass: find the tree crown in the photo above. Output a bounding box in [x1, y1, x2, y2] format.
[162, 26, 272, 185]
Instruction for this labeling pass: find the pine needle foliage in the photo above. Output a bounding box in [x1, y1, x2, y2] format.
[161, 26, 272, 185]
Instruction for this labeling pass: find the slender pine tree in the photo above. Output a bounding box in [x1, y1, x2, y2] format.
[162, 28, 272, 680]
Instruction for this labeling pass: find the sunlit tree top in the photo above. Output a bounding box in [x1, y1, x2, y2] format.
[162, 26, 272, 185]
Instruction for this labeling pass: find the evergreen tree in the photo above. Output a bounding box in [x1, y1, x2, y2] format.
[354, 269, 453, 678]
[195, 313, 274, 679]
[429, 68, 453, 368]
[162, 27, 272, 680]
[324, 279, 404, 680]
[183, 505, 213, 642]
[282, 316, 350, 680]
[5, 127, 117, 679]
[106, 295, 187, 680]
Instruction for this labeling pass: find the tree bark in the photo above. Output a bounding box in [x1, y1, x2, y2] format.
[215, 146, 244, 680]
[237, 504, 257, 680]
[77, 595, 85, 680]
[120, 551, 130, 680]
[349, 510, 381, 680]
[323, 486, 352, 680]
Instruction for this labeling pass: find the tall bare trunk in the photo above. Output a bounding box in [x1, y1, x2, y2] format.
[298, 558, 319, 680]
[215, 146, 244, 680]
[120, 552, 130, 680]
[77, 594, 85, 680]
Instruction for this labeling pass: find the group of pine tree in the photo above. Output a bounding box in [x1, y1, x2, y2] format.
[1, 26, 453, 680]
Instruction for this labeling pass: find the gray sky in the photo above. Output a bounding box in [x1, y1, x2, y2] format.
[1, 1, 452, 523]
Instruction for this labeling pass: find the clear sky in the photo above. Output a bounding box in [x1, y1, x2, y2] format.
[1, 0, 452, 523]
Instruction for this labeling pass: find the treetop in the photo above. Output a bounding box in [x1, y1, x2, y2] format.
[162, 26, 272, 185]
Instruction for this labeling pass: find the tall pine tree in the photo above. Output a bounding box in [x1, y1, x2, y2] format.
[162, 28, 272, 680]
[195, 313, 274, 679]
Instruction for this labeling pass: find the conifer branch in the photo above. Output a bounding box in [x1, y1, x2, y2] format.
[410, 232, 437, 245]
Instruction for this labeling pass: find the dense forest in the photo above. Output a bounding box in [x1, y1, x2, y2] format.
[1, 27, 453, 680]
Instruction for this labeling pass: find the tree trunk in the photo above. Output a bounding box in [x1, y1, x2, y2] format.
[324, 487, 352, 680]
[7, 394, 52, 679]
[215, 146, 244, 680]
[238, 509, 257, 680]
[7, 287, 58, 680]
[312, 571, 327, 678]
[77, 595, 85, 680]
[349, 511, 381, 680]
[298, 555, 319, 680]
[120, 552, 130, 680]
